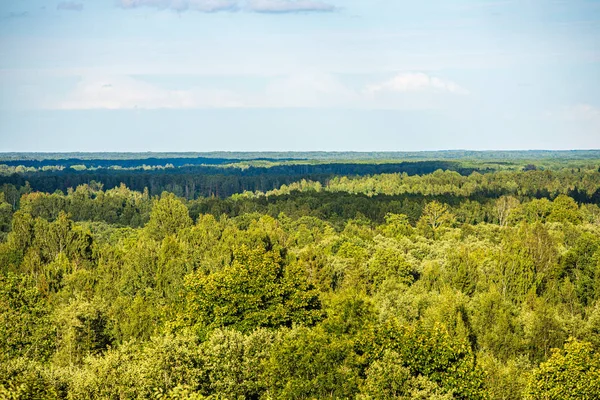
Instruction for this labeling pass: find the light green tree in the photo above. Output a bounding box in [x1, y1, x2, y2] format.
[526, 338, 600, 399]
[146, 192, 192, 240]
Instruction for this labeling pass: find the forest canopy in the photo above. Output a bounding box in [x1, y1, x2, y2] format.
[1, 152, 599, 399]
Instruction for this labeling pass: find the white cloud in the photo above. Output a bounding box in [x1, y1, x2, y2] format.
[366, 72, 469, 95]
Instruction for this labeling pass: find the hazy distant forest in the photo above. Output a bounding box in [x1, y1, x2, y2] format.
[1, 151, 600, 399]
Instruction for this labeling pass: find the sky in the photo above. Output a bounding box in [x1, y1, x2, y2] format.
[0, 0, 599, 152]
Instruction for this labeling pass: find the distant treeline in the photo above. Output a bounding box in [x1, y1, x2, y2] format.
[0, 161, 480, 199]
[1, 167, 599, 233]
[0, 157, 240, 168]
[2, 149, 600, 162]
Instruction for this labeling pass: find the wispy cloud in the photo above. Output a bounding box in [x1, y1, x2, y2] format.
[366, 72, 469, 95]
[263, 72, 357, 107]
[543, 104, 600, 136]
[248, 0, 336, 13]
[57, 2, 84, 11]
[49, 72, 467, 111]
[51, 74, 350, 110]
[562, 104, 600, 126]
[52, 76, 246, 109]
[6, 11, 29, 18]
[119, 0, 239, 13]
[118, 0, 336, 13]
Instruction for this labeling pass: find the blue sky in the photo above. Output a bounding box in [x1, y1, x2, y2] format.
[0, 0, 599, 151]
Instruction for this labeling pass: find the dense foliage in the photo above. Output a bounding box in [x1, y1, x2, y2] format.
[1, 156, 599, 399]
[0, 161, 481, 199]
